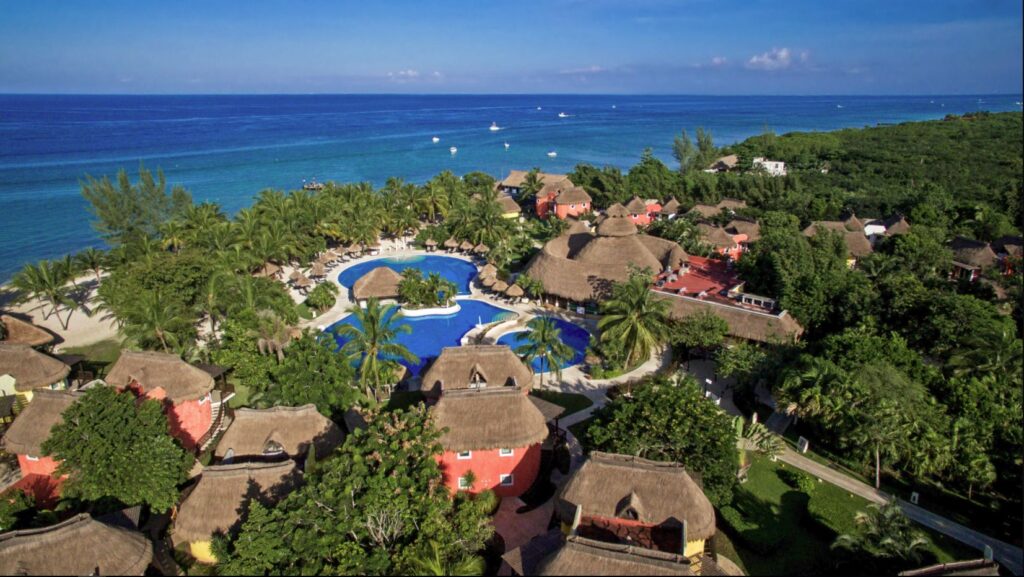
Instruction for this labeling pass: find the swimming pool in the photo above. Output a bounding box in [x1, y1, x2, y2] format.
[496, 317, 591, 373]
[327, 299, 515, 377]
[337, 255, 478, 295]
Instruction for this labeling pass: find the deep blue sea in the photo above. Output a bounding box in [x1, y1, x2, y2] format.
[1, 93, 1021, 281]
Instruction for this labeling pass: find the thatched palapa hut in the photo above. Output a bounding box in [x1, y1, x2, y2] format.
[1, 389, 78, 458]
[431, 387, 549, 453]
[352, 266, 403, 301]
[459, 240, 475, 252]
[214, 404, 344, 462]
[506, 284, 525, 299]
[105, 350, 214, 403]
[492, 280, 509, 293]
[420, 345, 533, 398]
[802, 221, 873, 259]
[481, 276, 497, 288]
[0, 315, 56, 348]
[505, 533, 699, 576]
[444, 238, 459, 251]
[310, 262, 327, 278]
[480, 263, 498, 277]
[425, 238, 438, 251]
[0, 513, 153, 576]
[474, 243, 490, 254]
[0, 344, 70, 398]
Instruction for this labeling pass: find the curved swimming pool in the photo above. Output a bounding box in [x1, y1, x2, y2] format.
[496, 317, 591, 373]
[327, 299, 515, 377]
[337, 255, 478, 295]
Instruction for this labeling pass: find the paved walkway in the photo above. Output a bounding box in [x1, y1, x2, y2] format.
[491, 497, 556, 553]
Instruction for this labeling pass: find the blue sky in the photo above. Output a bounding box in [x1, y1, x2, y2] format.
[1, 0, 1020, 94]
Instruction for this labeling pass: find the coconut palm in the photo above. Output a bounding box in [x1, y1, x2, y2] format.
[833, 501, 929, 566]
[158, 220, 188, 252]
[11, 260, 76, 329]
[597, 269, 672, 367]
[120, 288, 192, 353]
[411, 540, 485, 576]
[948, 325, 1023, 383]
[515, 317, 575, 387]
[250, 310, 292, 363]
[333, 298, 419, 402]
[520, 168, 545, 199]
[74, 247, 107, 283]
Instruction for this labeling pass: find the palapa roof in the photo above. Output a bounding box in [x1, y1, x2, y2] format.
[882, 215, 911, 236]
[172, 460, 300, 545]
[993, 235, 1023, 258]
[460, 240, 475, 251]
[535, 535, 696, 576]
[481, 276, 497, 288]
[687, 204, 720, 218]
[554, 186, 593, 205]
[950, 237, 998, 269]
[717, 198, 747, 211]
[708, 154, 739, 170]
[802, 222, 873, 258]
[425, 238, 438, 246]
[353, 266, 404, 300]
[658, 293, 803, 343]
[660, 197, 681, 216]
[493, 280, 510, 292]
[498, 195, 522, 214]
[430, 387, 549, 452]
[506, 284, 525, 298]
[0, 314, 56, 347]
[254, 262, 282, 278]
[606, 203, 630, 218]
[696, 224, 737, 248]
[0, 513, 153, 576]
[480, 263, 498, 277]
[0, 344, 69, 391]
[444, 237, 459, 248]
[528, 394, 566, 422]
[523, 220, 688, 302]
[214, 404, 344, 459]
[560, 452, 716, 540]
[104, 350, 214, 403]
[310, 262, 327, 277]
[1, 389, 79, 455]
[474, 243, 490, 254]
[500, 170, 570, 189]
[420, 345, 533, 397]
[725, 219, 761, 242]
[293, 275, 313, 289]
[625, 196, 649, 214]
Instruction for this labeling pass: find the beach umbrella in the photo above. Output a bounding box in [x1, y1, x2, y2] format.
[473, 243, 489, 254]
[311, 262, 327, 278]
[444, 237, 458, 249]
[294, 275, 313, 289]
[477, 270, 495, 282]
[481, 276, 497, 288]
[288, 270, 302, 281]
[492, 280, 509, 293]
[506, 284, 524, 298]
[425, 238, 438, 248]
[347, 244, 362, 255]
[480, 263, 498, 277]
[459, 240, 474, 251]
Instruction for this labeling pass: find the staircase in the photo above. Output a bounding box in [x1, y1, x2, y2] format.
[197, 391, 232, 453]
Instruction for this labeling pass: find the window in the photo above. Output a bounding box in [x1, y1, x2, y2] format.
[458, 476, 472, 490]
[24, 455, 39, 462]
[570, 203, 576, 209]
[499, 474, 514, 487]
[457, 450, 472, 460]
[499, 448, 514, 457]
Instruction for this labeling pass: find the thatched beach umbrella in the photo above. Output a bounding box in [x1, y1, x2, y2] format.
[492, 280, 509, 293]
[288, 270, 302, 282]
[254, 262, 281, 279]
[444, 238, 458, 250]
[425, 239, 438, 251]
[347, 243, 362, 255]
[459, 240, 474, 252]
[505, 284, 524, 298]
[473, 243, 489, 254]
[310, 262, 327, 278]
[294, 275, 313, 289]
[481, 276, 497, 288]
[480, 263, 498, 277]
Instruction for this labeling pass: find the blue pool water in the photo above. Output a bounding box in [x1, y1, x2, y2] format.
[327, 298, 513, 377]
[496, 317, 591, 373]
[337, 255, 478, 295]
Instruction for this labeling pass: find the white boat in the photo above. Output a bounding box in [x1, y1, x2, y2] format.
[489, 122, 501, 131]
[558, 112, 568, 118]
[504, 142, 510, 150]
[612, 105, 616, 109]
[450, 146, 458, 154]
[547, 151, 557, 158]
[836, 104, 843, 109]
[537, 106, 542, 110]
[432, 136, 440, 143]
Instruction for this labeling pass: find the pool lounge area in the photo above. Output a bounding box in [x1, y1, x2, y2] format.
[337, 254, 479, 295]
[495, 317, 591, 372]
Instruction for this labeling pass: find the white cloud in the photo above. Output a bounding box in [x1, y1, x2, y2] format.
[559, 65, 605, 75]
[710, 56, 727, 67]
[746, 47, 793, 71]
[387, 69, 420, 79]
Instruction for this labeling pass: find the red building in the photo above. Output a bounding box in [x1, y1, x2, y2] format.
[0, 389, 78, 504]
[535, 182, 593, 220]
[624, 197, 661, 227]
[419, 344, 535, 399]
[104, 350, 228, 452]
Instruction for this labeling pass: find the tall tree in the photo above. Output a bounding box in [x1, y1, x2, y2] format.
[80, 166, 192, 246]
[672, 128, 697, 173]
[258, 331, 363, 419]
[514, 317, 574, 387]
[73, 247, 107, 284]
[334, 299, 419, 402]
[11, 260, 76, 329]
[598, 268, 672, 367]
[833, 502, 929, 571]
[42, 387, 192, 512]
[120, 288, 192, 352]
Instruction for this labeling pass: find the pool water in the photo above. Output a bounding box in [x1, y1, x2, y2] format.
[496, 317, 591, 373]
[337, 255, 478, 295]
[327, 298, 509, 377]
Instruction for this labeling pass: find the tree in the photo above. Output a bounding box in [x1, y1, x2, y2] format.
[514, 317, 574, 387]
[672, 129, 697, 173]
[258, 331, 363, 419]
[41, 387, 191, 512]
[73, 247, 107, 284]
[598, 268, 672, 367]
[218, 406, 494, 575]
[119, 288, 193, 352]
[670, 310, 729, 357]
[80, 166, 192, 246]
[305, 281, 339, 312]
[833, 502, 929, 570]
[411, 540, 486, 576]
[334, 299, 419, 402]
[520, 168, 545, 199]
[581, 375, 739, 504]
[10, 260, 75, 329]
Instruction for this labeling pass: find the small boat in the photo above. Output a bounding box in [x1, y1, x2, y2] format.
[504, 142, 510, 150]
[547, 151, 557, 158]
[537, 106, 542, 110]
[432, 136, 440, 143]
[612, 105, 616, 109]
[930, 100, 935, 104]
[450, 146, 458, 155]
[489, 122, 501, 131]
[558, 112, 568, 118]
[302, 179, 324, 191]
[836, 104, 843, 109]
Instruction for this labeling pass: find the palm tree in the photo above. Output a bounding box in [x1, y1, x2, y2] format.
[158, 220, 187, 252]
[520, 168, 545, 200]
[411, 540, 485, 576]
[948, 325, 1023, 383]
[11, 260, 76, 329]
[777, 357, 850, 426]
[121, 289, 191, 352]
[833, 501, 929, 566]
[333, 298, 419, 402]
[515, 317, 574, 388]
[74, 247, 107, 283]
[597, 269, 672, 367]
[250, 310, 292, 363]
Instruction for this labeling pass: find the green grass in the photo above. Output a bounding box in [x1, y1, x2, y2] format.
[718, 455, 977, 575]
[529, 390, 593, 417]
[60, 338, 123, 365]
[227, 379, 251, 409]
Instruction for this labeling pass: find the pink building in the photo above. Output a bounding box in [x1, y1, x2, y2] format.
[624, 197, 661, 227]
[0, 389, 78, 504]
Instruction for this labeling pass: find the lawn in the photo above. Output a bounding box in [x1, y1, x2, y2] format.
[227, 379, 251, 409]
[717, 455, 978, 575]
[529, 389, 593, 417]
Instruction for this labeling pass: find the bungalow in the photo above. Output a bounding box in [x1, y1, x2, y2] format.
[430, 386, 550, 497]
[557, 452, 716, 561]
[504, 532, 711, 576]
[0, 344, 70, 406]
[863, 214, 911, 246]
[686, 198, 748, 219]
[724, 219, 761, 250]
[213, 404, 344, 464]
[498, 194, 523, 219]
[0, 314, 56, 349]
[802, 219, 873, 267]
[695, 224, 742, 260]
[497, 170, 571, 198]
[104, 350, 229, 452]
[704, 154, 739, 173]
[0, 513, 153, 575]
[1, 389, 78, 504]
[537, 184, 593, 220]
[949, 237, 997, 282]
[173, 460, 300, 564]
[752, 157, 787, 176]
[625, 197, 662, 227]
[351, 266, 403, 302]
[659, 197, 681, 220]
[419, 344, 535, 399]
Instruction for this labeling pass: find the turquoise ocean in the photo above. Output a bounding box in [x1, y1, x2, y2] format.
[1, 93, 1021, 280]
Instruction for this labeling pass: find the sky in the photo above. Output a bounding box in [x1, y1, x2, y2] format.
[0, 0, 1021, 95]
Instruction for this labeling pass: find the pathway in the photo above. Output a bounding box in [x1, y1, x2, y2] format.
[491, 497, 555, 553]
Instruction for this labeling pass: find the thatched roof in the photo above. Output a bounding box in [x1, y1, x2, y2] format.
[1, 389, 78, 455]
[498, 195, 522, 214]
[993, 235, 1023, 258]
[310, 262, 327, 278]
[717, 198, 747, 211]
[625, 197, 648, 214]
[293, 275, 313, 289]
[105, 350, 214, 403]
[0, 513, 153, 576]
[172, 460, 300, 546]
[420, 345, 533, 397]
[460, 240, 475, 251]
[659, 197, 680, 216]
[430, 387, 549, 452]
[254, 262, 282, 278]
[658, 293, 804, 343]
[481, 276, 497, 288]
[535, 535, 696, 576]
[882, 215, 911, 236]
[696, 224, 737, 248]
[480, 263, 498, 277]
[474, 243, 490, 254]
[523, 224, 687, 302]
[950, 237, 998, 269]
[708, 154, 739, 170]
[289, 270, 302, 281]
[493, 280, 510, 293]
[555, 187, 592, 205]
[425, 238, 438, 247]
[606, 203, 630, 218]
[725, 219, 761, 242]
[0, 344, 69, 392]
[500, 170, 570, 189]
[687, 204, 720, 218]
[346, 243, 362, 254]
[352, 266, 403, 300]
[802, 222, 873, 258]
[0, 315, 55, 347]
[899, 559, 1001, 576]
[506, 284, 525, 298]
[214, 405, 344, 460]
[444, 237, 459, 248]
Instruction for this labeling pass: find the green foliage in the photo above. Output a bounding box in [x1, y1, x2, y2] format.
[42, 387, 191, 512]
[334, 299, 419, 402]
[260, 331, 363, 419]
[80, 166, 192, 245]
[778, 469, 819, 494]
[10, 259, 76, 330]
[833, 502, 930, 572]
[398, 269, 458, 309]
[626, 149, 679, 199]
[598, 267, 672, 366]
[514, 317, 574, 387]
[581, 375, 738, 504]
[719, 503, 789, 554]
[0, 491, 35, 533]
[218, 406, 494, 575]
[670, 310, 729, 352]
[304, 281, 338, 312]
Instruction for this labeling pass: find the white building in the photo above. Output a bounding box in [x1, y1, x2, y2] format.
[752, 157, 787, 177]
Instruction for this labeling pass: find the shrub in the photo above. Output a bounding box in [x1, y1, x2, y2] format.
[779, 468, 819, 494]
[305, 282, 338, 312]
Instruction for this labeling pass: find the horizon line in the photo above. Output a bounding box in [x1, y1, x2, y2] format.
[1, 91, 1021, 98]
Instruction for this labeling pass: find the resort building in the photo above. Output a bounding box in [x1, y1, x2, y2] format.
[686, 199, 748, 219]
[430, 386, 550, 497]
[624, 196, 662, 227]
[802, 217, 873, 267]
[536, 183, 593, 220]
[752, 157, 787, 176]
[419, 344, 534, 399]
[659, 197, 681, 220]
[213, 404, 344, 464]
[504, 532, 709, 576]
[724, 219, 761, 250]
[557, 452, 717, 562]
[0, 344, 70, 407]
[696, 224, 742, 260]
[0, 314, 56, 349]
[497, 170, 571, 197]
[0, 513, 153, 576]
[1, 389, 79, 504]
[104, 350, 231, 452]
[351, 266, 403, 302]
[704, 154, 739, 173]
[862, 214, 911, 246]
[498, 194, 522, 219]
[949, 237, 998, 282]
[173, 460, 300, 564]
